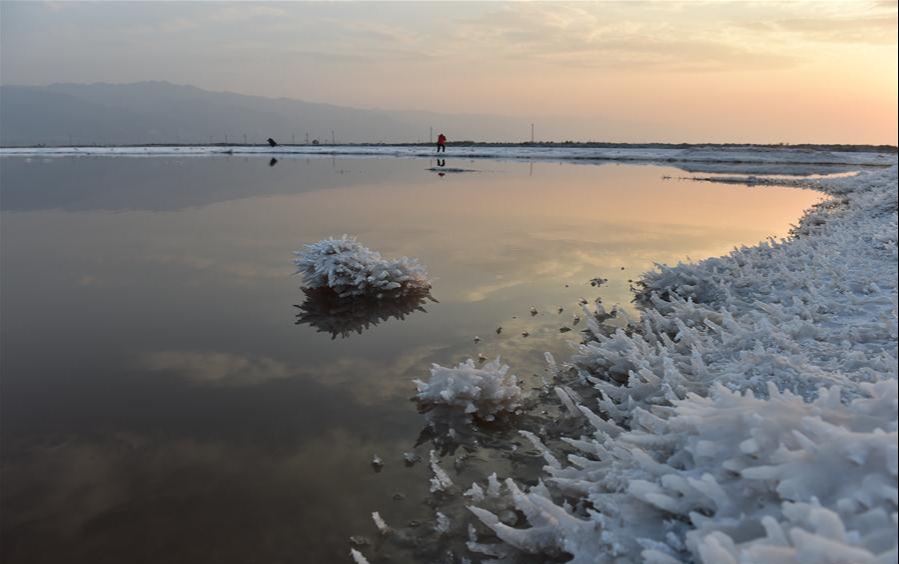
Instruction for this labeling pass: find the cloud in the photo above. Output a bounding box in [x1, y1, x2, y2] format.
[209, 4, 288, 24]
[766, 15, 898, 45]
[448, 3, 803, 72]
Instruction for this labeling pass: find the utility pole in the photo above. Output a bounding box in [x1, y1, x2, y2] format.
[292, 133, 296, 145]
[531, 123, 534, 143]
[331, 130, 335, 144]
[430, 126, 433, 144]
[305, 132, 309, 144]
[243, 133, 247, 145]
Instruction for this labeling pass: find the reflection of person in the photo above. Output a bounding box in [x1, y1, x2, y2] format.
[437, 159, 445, 167]
[436, 133, 446, 153]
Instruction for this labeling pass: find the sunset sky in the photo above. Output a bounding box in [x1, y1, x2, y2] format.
[2, 1, 897, 144]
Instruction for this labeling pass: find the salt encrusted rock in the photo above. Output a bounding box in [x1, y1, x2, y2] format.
[294, 235, 429, 298]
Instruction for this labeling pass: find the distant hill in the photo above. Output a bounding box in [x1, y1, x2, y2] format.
[0, 81, 530, 146]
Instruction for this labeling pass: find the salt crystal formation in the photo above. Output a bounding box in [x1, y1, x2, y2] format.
[414, 358, 525, 422]
[371, 512, 390, 535]
[469, 165, 899, 563]
[294, 235, 430, 298]
[349, 548, 370, 564]
[435, 511, 451, 535]
[429, 450, 454, 493]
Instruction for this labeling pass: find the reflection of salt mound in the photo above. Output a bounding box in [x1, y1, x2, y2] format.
[414, 358, 524, 421]
[294, 236, 430, 298]
[294, 287, 434, 339]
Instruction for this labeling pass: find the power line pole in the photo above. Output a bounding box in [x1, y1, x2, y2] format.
[531, 123, 534, 143]
[331, 130, 335, 144]
[430, 126, 433, 144]
[305, 132, 309, 144]
[243, 133, 247, 145]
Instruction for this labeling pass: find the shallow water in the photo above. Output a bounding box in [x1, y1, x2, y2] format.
[0, 156, 822, 563]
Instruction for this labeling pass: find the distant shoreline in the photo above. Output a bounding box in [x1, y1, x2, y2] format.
[5, 144, 894, 177]
[1, 141, 896, 152]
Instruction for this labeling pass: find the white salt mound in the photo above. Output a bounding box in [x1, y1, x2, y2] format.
[293, 235, 429, 298]
[414, 358, 524, 421]
[468, 164, 899, 563]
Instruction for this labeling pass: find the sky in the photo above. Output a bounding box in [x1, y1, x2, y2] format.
[1, 1, 897, 144]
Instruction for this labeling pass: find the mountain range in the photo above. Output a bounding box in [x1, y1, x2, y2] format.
[0, 81, 534, 146]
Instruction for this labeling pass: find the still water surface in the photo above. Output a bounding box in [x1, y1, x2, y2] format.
[0, 156, 822, 563]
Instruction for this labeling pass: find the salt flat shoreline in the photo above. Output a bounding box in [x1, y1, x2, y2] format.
[1, 144, 893, 166]
[3, 144, 893, 177]
[456, 164, 898, 563]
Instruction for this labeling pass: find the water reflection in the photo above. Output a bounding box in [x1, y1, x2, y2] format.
[294, 287, 436, 339]
[413, 404, 533, 457]
[0, 156, 826, 564]
[398, 383, 586, 563]
[0, 156, 402, 211]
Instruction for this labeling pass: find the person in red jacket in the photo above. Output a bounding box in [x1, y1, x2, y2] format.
[436, 133, 446, 153]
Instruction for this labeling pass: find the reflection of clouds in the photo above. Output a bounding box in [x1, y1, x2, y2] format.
[461, 277, 526, 302]
[134, 344, 448, 406]
[0, 429, 415, 563]
[472, 321, 580, 373]
[138, 350, 295, 385]
[147, 253, 287, 281]
[76, 274, 101, 286]
[1, 437, 135, 537]
[310, 344, 450, 406]
[448, 223, 770, 305]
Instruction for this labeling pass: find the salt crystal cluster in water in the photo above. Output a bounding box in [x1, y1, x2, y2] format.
[428, 450, 454, 493]
[294, 235, 429, 298]
[349, 548, 370, 564]
[414, 358, 524, 421]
